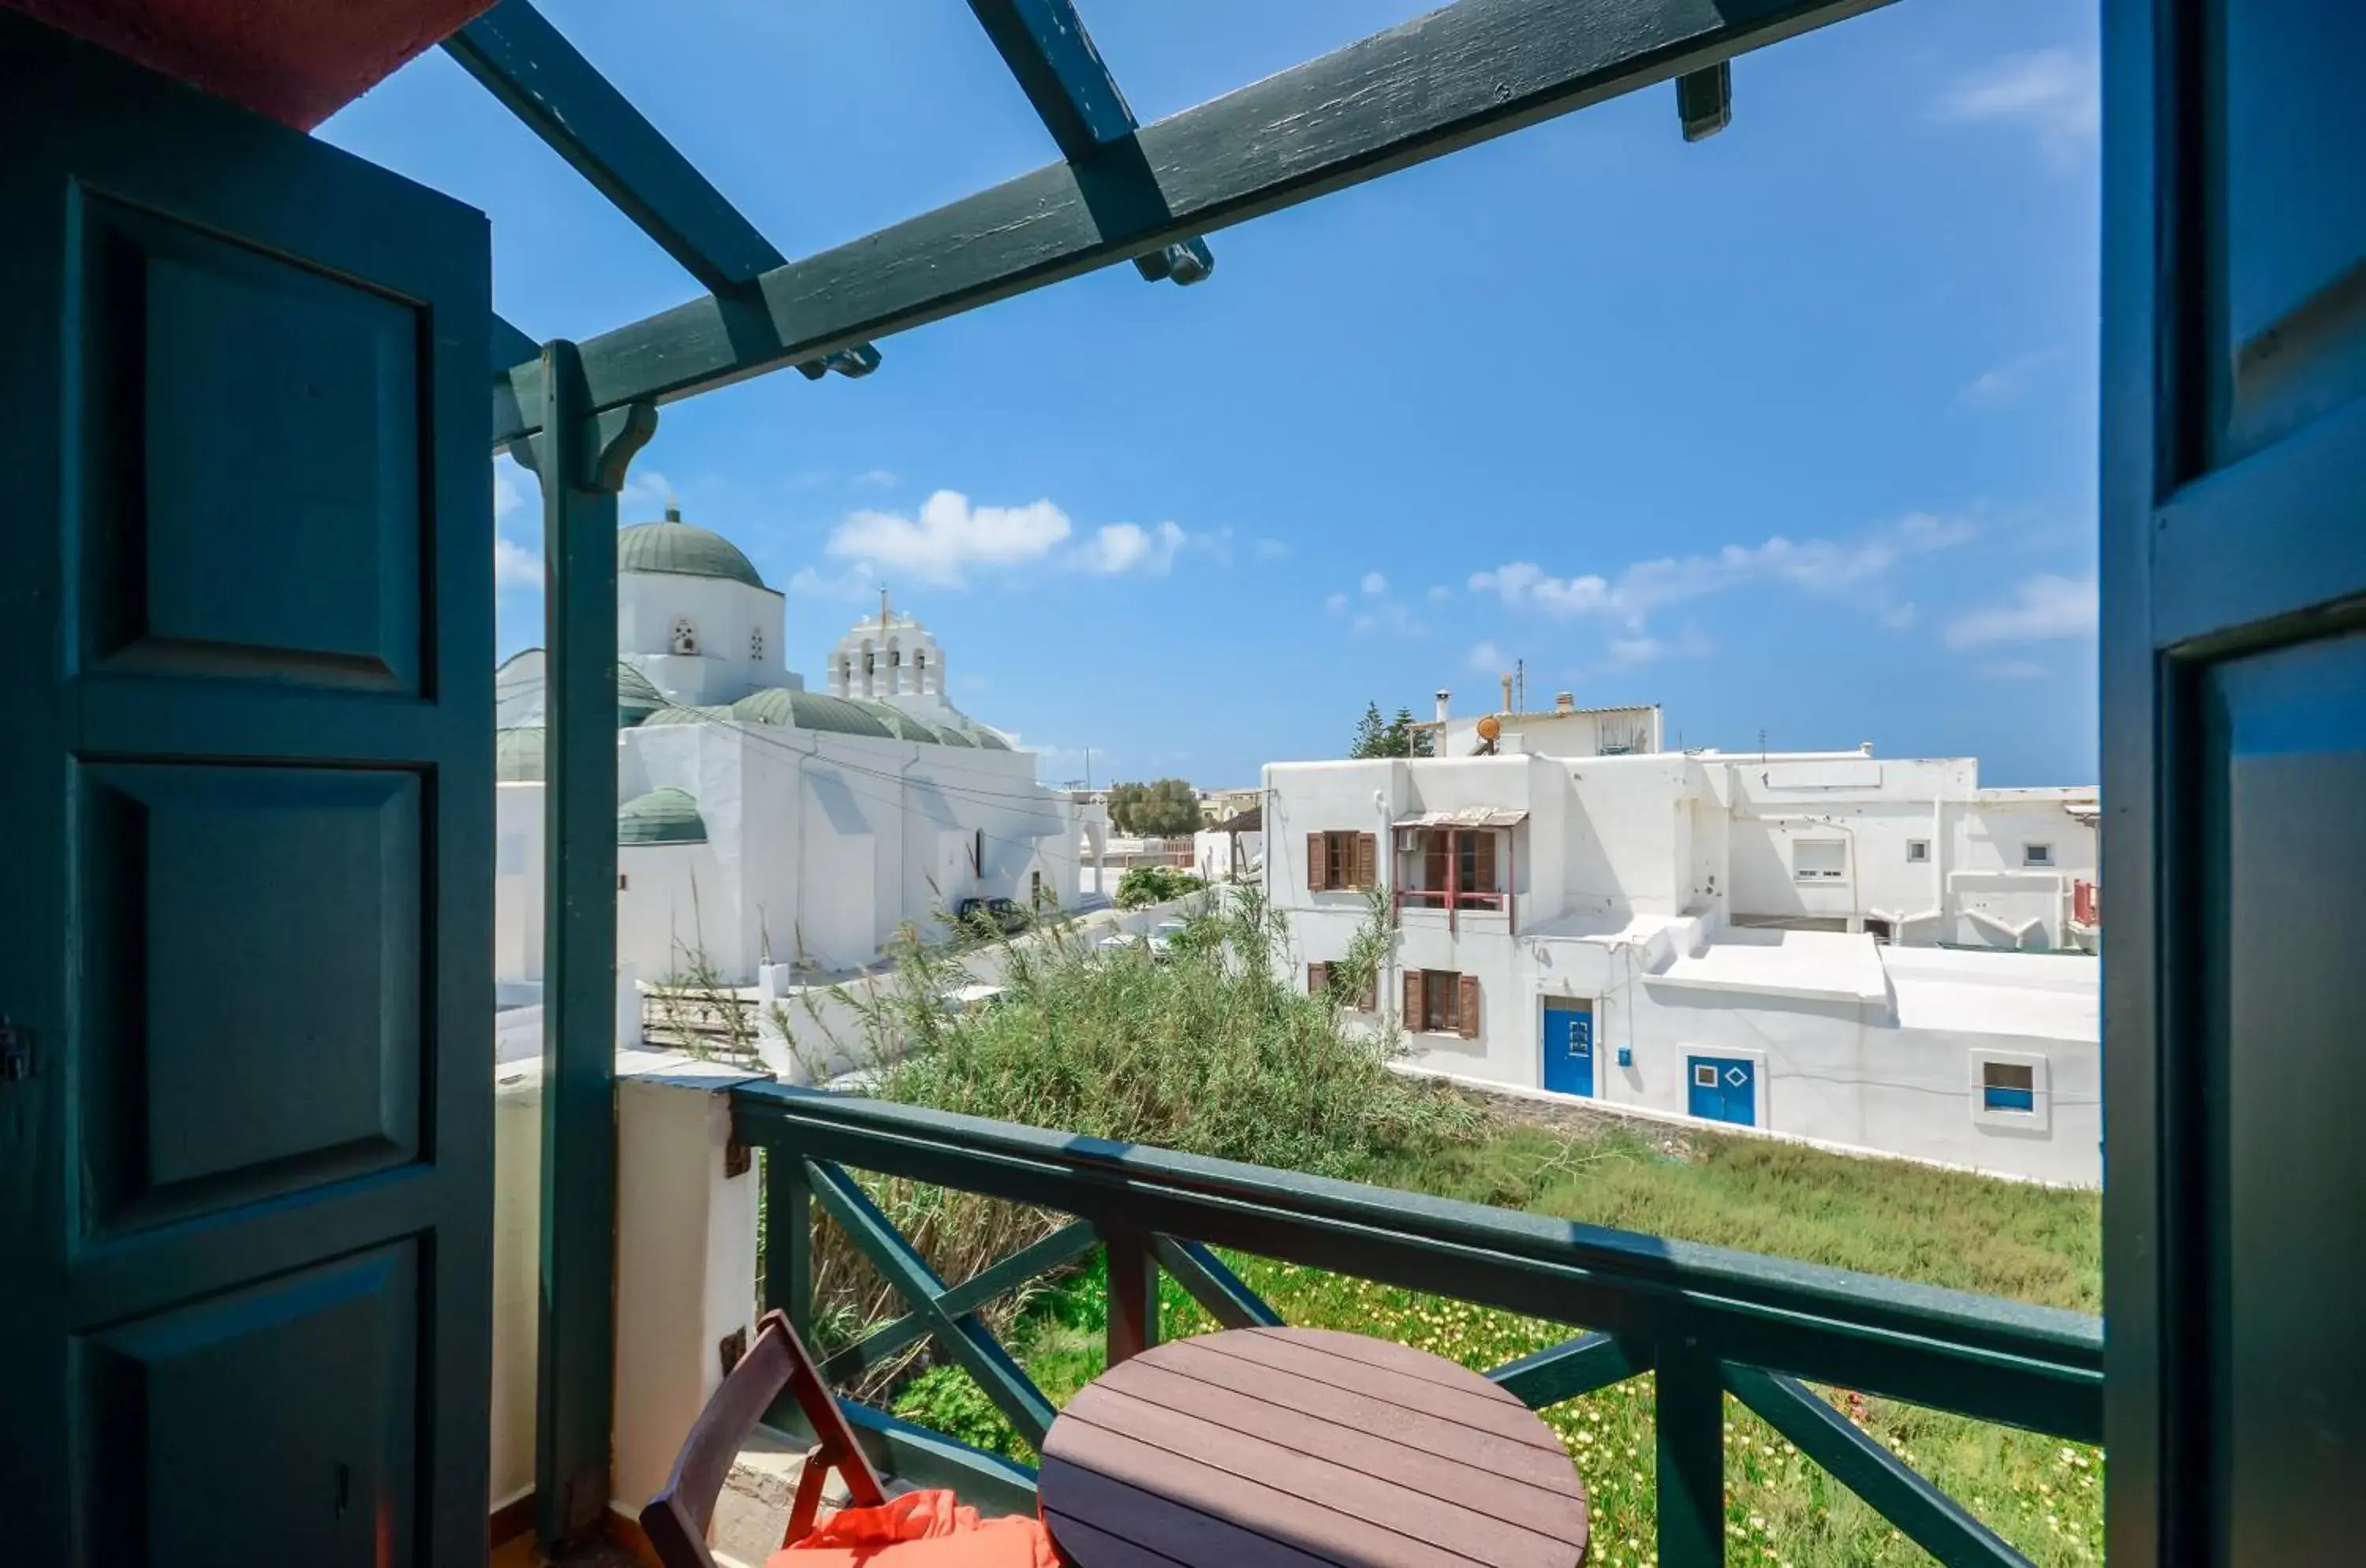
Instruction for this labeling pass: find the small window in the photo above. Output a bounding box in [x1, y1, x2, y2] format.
[1793, 838, 1847, 880]
[670, 616, 699, 655]
[2023, 842, 2054, 868]
[617, 872, 629, 892]
[1906, 839, 1930, 864]
[1308, 830, 1375, 891]
[749, 627, 765, 661]
[1983, 1061, 2036, 1112]
[1693, 1063, 1719, 1088]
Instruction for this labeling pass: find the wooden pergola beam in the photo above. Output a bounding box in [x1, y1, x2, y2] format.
[963, 0, 1213, 286]
[492, 0, 1890, 445]
[447, 0, 876, 380]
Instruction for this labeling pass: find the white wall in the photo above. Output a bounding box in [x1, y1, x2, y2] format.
[1263, 748, 2103, 1184]
[619, 571, 788, 707]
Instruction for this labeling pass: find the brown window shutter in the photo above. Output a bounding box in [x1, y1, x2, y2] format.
[1307, 832, 1328, 891]
[1403, 969, 1424, 1029]
[1356, 831, 1377, 889]
[1457, 973, 1481, 1038]
[1308, 962, 1328, 995]
[1361, 973, 1379, 1013]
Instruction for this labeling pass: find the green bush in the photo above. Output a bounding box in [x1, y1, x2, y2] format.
[1114, 864, 1204, 909]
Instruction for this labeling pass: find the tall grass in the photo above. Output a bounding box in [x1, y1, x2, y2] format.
[785, 887, 1480, 1394]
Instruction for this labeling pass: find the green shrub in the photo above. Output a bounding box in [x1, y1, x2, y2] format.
[1114, 865, 1203, 909]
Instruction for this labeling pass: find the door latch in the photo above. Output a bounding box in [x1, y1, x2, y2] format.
[0, 1021, 31, 1081]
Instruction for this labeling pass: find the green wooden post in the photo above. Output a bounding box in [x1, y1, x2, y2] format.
[515, 339, 655, 1550]
[765, 1150, 813, 1338]
[1656, 1332, 1727, 1568]
[1104, 1226, 1158, 1366]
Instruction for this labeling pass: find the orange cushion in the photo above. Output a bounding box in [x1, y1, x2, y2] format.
[771, 1489, 1061, 1568]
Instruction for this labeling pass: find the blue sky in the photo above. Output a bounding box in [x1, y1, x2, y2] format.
[322, 0, 2100, 790]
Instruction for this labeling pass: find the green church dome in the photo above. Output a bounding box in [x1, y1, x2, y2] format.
[618, 507, 767, 591]
[618, 786, 707, 846]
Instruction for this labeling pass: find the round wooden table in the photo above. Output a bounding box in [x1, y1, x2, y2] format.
[1038, 1326, 1588, 1568]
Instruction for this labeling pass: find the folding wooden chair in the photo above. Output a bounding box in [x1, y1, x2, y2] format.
[642, 1309, 889, 1568]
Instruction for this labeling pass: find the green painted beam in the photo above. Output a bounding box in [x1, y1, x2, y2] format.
[493, 0, 1894, 442]
[1487, 1331, 1644, 1409]
[819, 1219, 1100, 1387]
[446, 0, 875, 382]
[512, 342, 654, 1549]
[1656, 1337, 1727, 1568]
[805, 1160, 1059, 1448]
[1152, 1237, 1284, 1330]
[1677, 62, 1733, 140]
[730, 1085, 2103, 1443]
[962, 0, 1213, 286]
[763, 1150, 813, 1338]
[1726, 1366, 2034, 1568]
[1103, 1225, 1158, 1365]
[492, 312, 539, 373]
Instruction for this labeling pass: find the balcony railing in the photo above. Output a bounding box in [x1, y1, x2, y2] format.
[731, 1081, 2102, 1568]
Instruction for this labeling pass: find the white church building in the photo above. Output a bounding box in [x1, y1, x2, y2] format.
[494, 510, 1088, 986]
[1267, 689, 2103, 1185]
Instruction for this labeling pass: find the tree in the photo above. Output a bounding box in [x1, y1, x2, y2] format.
[1349, 701, 1436, 759]
[1107, 778, 1200, 837]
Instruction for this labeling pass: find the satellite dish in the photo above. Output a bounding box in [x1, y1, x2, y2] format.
[1476, 715, 1502, 741]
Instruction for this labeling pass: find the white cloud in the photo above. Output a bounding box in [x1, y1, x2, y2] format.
[1471, 513, 1975, 631]
[825, 489, 1072, 586]
[621, 469, 673, 513]
[1360, 571, 1388, 596]
[1935, 50, 2099, 164]
[1978, 659, 2053, 681]
[1960, 350, 2059, 409]
[1324, 592, 1348, 613]
[1076, 520, 1186, 576]
[494, 536, 541, 590]
[494, 469, 524, 521]
[1254, 538, 1290, 560]
[788, 563, 874, 601]
[1946, 574, 2098, 648]
[1352, 600, 1426, 639]
[1427, 584, 1452, 602]
[853, 469, 899, 488]
[1466, 640, 1506, 673]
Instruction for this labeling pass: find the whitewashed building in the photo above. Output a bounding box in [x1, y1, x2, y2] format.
[1265, 704, 2102, 1184]
[494, 512, 1088, 985]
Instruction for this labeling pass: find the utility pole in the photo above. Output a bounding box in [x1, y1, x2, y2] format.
[1515, 659, 1526, 712]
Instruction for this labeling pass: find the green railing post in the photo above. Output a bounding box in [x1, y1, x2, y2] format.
[513, 342, 655, 1552]
[1656, 1330, 1727, 1568]
[1104, 1226, 1158, 1366]
[765, 1151, 813, 1339]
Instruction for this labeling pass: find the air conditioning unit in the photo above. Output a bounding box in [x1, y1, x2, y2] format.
[1395, 827, 1423, 853]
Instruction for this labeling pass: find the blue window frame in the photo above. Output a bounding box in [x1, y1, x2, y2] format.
[1982, 1061, 2037, 1114]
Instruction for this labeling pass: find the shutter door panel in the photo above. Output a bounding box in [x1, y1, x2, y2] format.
[1403, 970, 1424, 1030]
[1306, 832, 1327, 892]
[1457, 975, 1482, 1039]
[1355, 832, 1377, 889]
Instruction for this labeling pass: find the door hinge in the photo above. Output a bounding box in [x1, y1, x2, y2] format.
[0, 1021, 30, 1081]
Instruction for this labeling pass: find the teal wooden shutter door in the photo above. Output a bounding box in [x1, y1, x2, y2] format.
[0, 17, 494, 1565]
[2103, 1, 2366, 1560]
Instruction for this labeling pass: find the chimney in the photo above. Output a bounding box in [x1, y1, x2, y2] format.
[1500, 674, 1513, 712]
[1435, 689, 1450, 727]
[1554, 691, 1575, 714]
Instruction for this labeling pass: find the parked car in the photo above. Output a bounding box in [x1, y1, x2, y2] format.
[955, 895, 1029, 936]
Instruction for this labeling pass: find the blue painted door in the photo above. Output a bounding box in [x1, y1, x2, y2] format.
[1686, 1056, 1756, 1126]
[1541, 1002, 1594, 1097]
